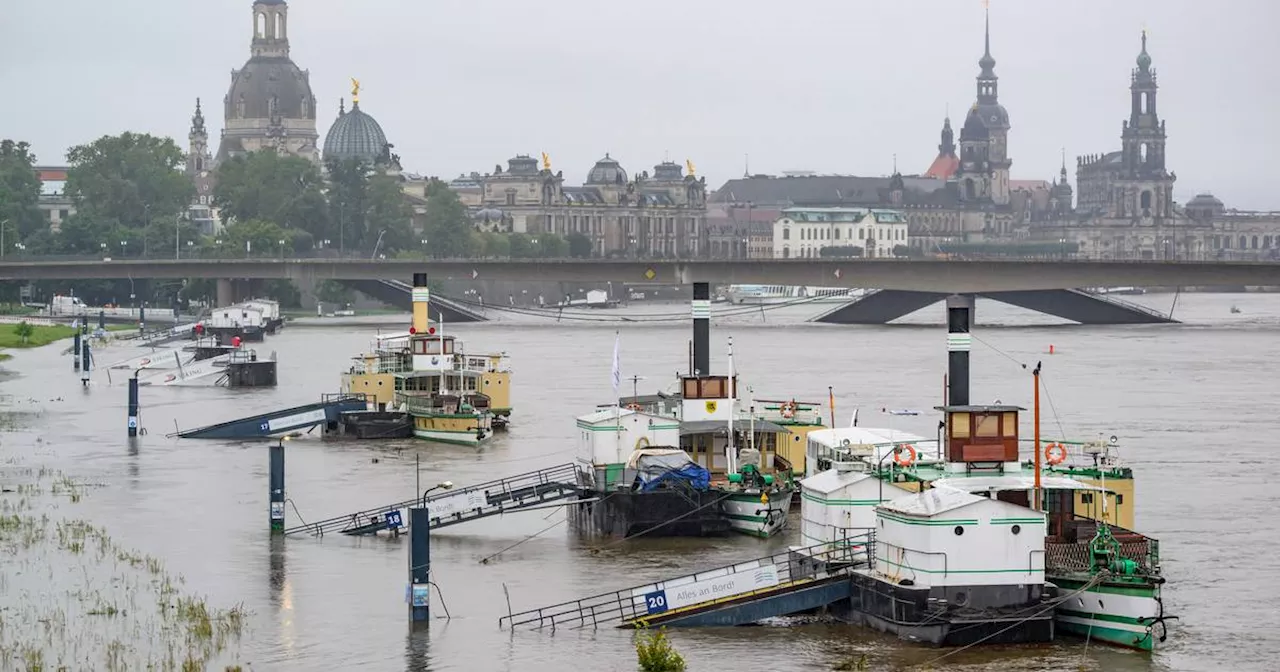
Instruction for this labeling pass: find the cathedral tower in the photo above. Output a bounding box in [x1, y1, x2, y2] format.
[187, 99, 215, 204]
[956, 10, 1012, 206]
[1119, 30, 1174, 220]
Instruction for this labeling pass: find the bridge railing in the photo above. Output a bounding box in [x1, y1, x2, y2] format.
[2, 252, 1278, 265]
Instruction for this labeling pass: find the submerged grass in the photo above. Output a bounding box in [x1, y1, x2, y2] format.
[0, 460, 248, 670]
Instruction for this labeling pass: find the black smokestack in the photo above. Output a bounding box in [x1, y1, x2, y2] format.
[946, 295, 971, 406]
[692, 282, 710, 376]
[413, 272, 428, 288]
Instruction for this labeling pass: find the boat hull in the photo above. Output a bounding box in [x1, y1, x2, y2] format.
[569, 489, 730, 538]
[719, 486, 793, 538]
[410, 413, 492, 446]
[1051, 576, 1166, 652]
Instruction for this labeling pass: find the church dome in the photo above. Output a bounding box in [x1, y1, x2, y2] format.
[586, 154, 627, 185]
[225, 57, 316, 121]
[323, 100, 389, 164]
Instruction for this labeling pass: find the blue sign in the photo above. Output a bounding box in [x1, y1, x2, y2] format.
[127, 417, 138, 428]
[259, 421, 270, 432]
[385, 510, 403, 530]
[411, 583, 430, 607]
[643, 590, 669, 615]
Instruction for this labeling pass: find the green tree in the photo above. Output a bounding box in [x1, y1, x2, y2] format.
[508, 233, 535, 259]
[478, 231, 510, 258]
[65, 133, 192, 233]
[0, 140, 45, 240]
[634, 629, 686, 672]
[366, 173, 414, 256]
[422, 187, 474, 258]
[325, 157, 372, 252]
[537, 233, 569, 258]
[315, 279, 355, 306]
[566, 232, 593, 258]
[214, 151, 329, 238]
[13, 321, 34, 345]
[214, 218, 289, 257]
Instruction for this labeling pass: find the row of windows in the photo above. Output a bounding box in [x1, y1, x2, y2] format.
[781, 227, 906, 241]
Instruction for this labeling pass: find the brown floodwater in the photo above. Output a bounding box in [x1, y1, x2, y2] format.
[1, 291, 1276, 671]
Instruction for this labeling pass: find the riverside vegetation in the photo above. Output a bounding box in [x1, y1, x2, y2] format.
[0, 450, 247, 670]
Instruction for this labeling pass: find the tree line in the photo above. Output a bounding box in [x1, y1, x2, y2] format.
[0, 133, 595, 306]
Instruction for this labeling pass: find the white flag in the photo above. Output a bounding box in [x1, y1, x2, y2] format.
[611, 331, 621, 398]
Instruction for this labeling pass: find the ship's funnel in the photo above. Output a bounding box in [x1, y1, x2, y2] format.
[692, 282, 710, 376]
[946, 295, 972, 406]
[412, 273, 430, 334]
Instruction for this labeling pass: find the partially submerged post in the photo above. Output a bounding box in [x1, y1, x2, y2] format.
[128, 370, 141, 437]
[73, 325, 82, 372]
[80, 339, 91, 386]
[409, 480, 453, 624]
[408, 507, 431, 623]
[269, 436, 288, 533]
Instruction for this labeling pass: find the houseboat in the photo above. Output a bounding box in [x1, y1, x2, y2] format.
[795, 297, 1169, 651]
[570, 407, 727, 537]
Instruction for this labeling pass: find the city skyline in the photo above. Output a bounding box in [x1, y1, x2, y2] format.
[2, 0, 1277, 209]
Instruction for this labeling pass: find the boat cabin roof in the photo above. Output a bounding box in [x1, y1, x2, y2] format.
[880, 488, 988, 517]
[934, 404, 1026, 413]
[932, 475, 1113, 494]
[679, 419, 787, 436]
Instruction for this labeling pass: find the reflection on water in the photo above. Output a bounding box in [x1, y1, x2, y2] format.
[0, 293, 1276, 671]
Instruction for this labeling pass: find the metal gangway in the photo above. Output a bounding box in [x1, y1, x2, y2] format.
[498, 535, 873, 631]
[283, 462, 587, 537]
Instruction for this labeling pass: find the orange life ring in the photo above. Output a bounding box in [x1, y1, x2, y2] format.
[1045, 443, 1068, 466]
[780, 401, 796, 419]
[893, 444, 917, 467]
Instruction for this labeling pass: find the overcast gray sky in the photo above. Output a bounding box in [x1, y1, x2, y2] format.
[2, 0, 1276, 209]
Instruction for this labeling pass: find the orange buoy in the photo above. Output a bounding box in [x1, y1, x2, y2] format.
[1048, 344, 1055, 354]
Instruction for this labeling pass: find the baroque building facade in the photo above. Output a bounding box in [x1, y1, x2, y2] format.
[447, 154, 708, 257]
[215, 0, 320, 164]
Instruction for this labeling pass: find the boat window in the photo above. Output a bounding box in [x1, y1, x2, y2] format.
[949, 412, 970, 438]
[1001, 412, 1017, 435]
[683, 378, 699, 398]
[412, 340, 426, 355]
[974, 413, 1000, 437]
[702, 378, 724, 398]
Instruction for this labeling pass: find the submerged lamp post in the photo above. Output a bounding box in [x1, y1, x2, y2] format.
[409, 479, 454, 624]
[269, 432, 303, 534]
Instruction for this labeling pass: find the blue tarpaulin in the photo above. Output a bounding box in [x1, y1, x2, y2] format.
[633, 450, 710, 492]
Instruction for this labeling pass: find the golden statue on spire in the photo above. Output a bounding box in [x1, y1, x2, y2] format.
[686, 159, 696, 177]
[541, 152, 551, 171]
[351, 78, 361, 105]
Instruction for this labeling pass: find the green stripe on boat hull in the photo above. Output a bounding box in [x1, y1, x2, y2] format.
[1056, 617, 1155, 652]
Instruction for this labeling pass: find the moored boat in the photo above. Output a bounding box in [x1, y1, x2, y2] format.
[339, 273, 509, 444]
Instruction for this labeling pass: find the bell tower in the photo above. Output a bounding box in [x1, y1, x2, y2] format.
[1118, 30, 1174, 221]
[251, 0, 290, 59]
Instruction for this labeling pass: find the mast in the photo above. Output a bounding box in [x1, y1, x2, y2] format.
[612, 331, 621, 461]
[438, 308, 447, 396]
[726, 336, 736, 474]
[828, 386, 836, 427]
[1033, 361, 1042, 511]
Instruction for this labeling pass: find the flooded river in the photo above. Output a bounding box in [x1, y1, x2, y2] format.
[1, 291, 1276, 671]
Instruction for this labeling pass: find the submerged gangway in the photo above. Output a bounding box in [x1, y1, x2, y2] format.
[498, 536, 872, 631]
[283, 462, 586, 537]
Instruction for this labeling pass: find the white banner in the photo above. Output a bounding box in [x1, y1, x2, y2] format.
[636, 564, 781, 615]
[266, 409, 328, 432]
[428, 490, 486, 518]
